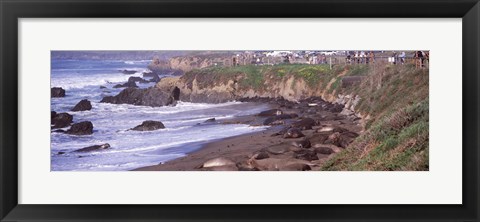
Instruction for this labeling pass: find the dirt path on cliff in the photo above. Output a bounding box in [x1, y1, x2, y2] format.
[322, 68, 349, 100]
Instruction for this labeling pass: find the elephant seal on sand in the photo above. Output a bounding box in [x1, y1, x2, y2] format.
[291, 139, 311, 148]
[314, 147, 335, 155]
[196, 157, 236, 169]
[317, 126, 334, 132]
[266, 145, 291, 155]
[251, 151, 270, 160]
[200, 165, 239, 171]
[283, 128, 305, 139]
[247, 158, 315, 171]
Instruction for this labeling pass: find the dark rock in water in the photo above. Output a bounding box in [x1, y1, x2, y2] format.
[71, 99, 92, 112]
[51, 87, 65, 97]
[128, 76, 143, 82]
[57, 151, 66, 155]
[165, 86, 181, 106]
[197, 118, 216, 126]
[51, 112, 73, 129]
[66, 121, 93, 135]
[314, 147, 335, 155]
[143, 71, 155, 77]
[263, 114, 298, 125]
[120, 69, 137, 74]
[128, 76, 149, 84]
[257, 109, 282, 117]
[291, 118, 316, 130]
[294, 149, 319, 161]
[75, 143, 111, 152]
[291, 139, 311, 148]
[131, 120, 165, 131]
[283, 128, 305, 139]
[149, 74, 161, 83]
[100, 86, 107, 89]
[53, 129, 66, 133]
[51, 111, 57, 119]
[113, 81, 138, 88]
[101, 87, 171, 107]
[204, 118, 216, 123]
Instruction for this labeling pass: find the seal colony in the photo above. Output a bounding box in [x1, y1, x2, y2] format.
[135, 96, 363, 171]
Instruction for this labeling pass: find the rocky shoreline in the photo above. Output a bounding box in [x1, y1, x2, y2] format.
[52, 75, 363, 171]
[135, 96, 363, 171]
[52, 66, 364, 171]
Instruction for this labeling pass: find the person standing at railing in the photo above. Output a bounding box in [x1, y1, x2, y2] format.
[346, 51, 351, 64]
[399, 51, 406, 65]
[414, 51, 424, 69]
[360, 51, 366, 64]
[367, 51, 375, 64]
[424, 51, 429, 68]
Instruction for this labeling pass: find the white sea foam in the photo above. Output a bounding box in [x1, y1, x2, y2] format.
[50, 59, 272, 171]
[51, 72, 144, 90]
[124, 60, 151, 64]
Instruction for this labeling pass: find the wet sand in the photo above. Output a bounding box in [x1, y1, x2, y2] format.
[134, 128, 279, 171]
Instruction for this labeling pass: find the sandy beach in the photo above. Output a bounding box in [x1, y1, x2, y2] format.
[134, 99, 363, 171]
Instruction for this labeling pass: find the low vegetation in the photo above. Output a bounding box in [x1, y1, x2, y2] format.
[182, 63, 342, 89]
[323, 63, 429, 170]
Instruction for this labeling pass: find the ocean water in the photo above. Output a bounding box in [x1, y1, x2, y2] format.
[51, 59, 269, 171]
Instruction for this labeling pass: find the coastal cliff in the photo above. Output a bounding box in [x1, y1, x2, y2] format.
[104, 62, 429, 171]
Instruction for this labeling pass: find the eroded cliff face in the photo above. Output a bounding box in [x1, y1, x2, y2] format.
[156, 72, 360, 108]
[155, 75, 312, 103]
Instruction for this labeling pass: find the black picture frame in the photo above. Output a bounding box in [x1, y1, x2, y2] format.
[1, 0, 479, 221]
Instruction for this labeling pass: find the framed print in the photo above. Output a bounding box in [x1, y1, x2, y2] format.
[1, 0, 479, 221]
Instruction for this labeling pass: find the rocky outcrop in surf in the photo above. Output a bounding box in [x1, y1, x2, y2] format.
[113, 81, 138, 88]
[66, 121, 94, 135]
[100, 87, 173, 107]
[75, 143, 111, 152]
[71, 99, 92, 112]
[131, 121, 165, 131]
[51, 87, 66, 98]
[51, 112, 73, 129]
[128, 76, 150, 84]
